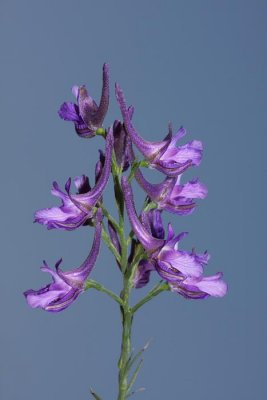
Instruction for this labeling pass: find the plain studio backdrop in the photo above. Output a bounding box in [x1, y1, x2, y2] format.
[0, 1, 266, 399]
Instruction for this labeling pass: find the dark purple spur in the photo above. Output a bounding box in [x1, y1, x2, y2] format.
[58, 63, 109, 138]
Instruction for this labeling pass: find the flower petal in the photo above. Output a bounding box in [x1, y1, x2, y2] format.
[121, 176, 165, 252]
[159, 249, 203, 278]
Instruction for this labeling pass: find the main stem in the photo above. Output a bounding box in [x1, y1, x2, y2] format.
[117, 280, 133, 400]
[111, 155, 133, 400]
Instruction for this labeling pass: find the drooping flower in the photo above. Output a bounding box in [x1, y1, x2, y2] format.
[134, 168, 207, 215]
[35, 127, 114, 230]
[122, 177, 227, 298]
[58, 64, 109, 138]
[115, 83, 203, 177]
[24, 209, 102, 312]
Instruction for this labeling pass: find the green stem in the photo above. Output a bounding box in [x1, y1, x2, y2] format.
[101, 226, 121, 264]
[85, 279, 123, 306]
[132, 282, 169, 314]
[100, 204, 121, 233]
[117, 279, 133, 400]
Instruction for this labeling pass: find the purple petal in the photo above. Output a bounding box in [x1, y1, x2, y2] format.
[135, 169, 207, 215]
[56, 208, 103, 286]
[158, 249, 203, 278]
[58, 102, 81, 122]
[134, 168, 174, 202]
[113, 119, 131, 172]
[155, 260, 185, 283]
[74, 175, 91, 194]
[24, 210, 102, 312]
[170, 272, 227, 299]
[147, 209, 165, 240]
[160, 139, 203, 168]
[35, 129, 113, 231]
[121, 176, 165, 252]
[115, 83, 170, 158]
[81, 126, 113, 204]
[108, 220, 121, 254]
[172, 178, 208, 200]
[72, 85, 79, 99]
[90, 63, 109, 127]
[134, 260, 155, 288]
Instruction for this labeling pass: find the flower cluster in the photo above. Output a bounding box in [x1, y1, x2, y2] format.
[24, 64, 227, 313]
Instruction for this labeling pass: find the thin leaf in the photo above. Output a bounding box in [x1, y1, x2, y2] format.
[127, 358, 144, 394]
[126, 339, 151, 373]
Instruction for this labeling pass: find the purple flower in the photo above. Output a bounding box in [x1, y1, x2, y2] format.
[157, 230, 227, 298]
[24, 209, 102, 312]
[58, 64, 109, 138]
[122, 177, 227, 298]
[135, 168, 207, 215]
[169, 272, 227, 299]
[115, 83, 203, 177]
[35, 128, 114, 230]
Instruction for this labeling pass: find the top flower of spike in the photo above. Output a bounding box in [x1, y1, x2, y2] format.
[115, 83, 203, 177]
[58, 64, 109, 138]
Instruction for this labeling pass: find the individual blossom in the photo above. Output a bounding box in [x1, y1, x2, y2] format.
[24, 209, 102, 312]
[58, 64, 109, 138]
[134, 168, 207, 215]
[122, 177, 227, 298]
[35, 127, 114, 230]
[115, 83, 203, 177]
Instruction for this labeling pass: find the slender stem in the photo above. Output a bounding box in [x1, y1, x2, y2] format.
[101, 226, 121, 264]
[85, 279, 123, 306]
[110, 153, 134, 400]
[101, 204, 121, 233]
[132, 282, 169, 314]
[117, 279, 133, 400]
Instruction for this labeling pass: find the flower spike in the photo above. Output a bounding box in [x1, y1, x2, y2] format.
[58, 63, 109, 138]
[24, 209, 103, 312]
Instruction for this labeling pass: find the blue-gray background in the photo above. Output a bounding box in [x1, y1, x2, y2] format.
[1, 1, 266, 399]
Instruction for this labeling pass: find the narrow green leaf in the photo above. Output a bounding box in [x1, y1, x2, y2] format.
[127, 359, 144, 394]
[126, 339, 151, 373]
